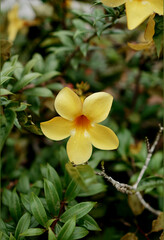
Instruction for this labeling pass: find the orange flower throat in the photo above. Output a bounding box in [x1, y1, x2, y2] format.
[74, 115, 91, 130]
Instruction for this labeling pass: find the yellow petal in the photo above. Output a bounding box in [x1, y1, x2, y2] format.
[67, 131, 92, 165]
[126, 1, 153, 30]
[40, 116, 72, 140]
[128, 41, 153, 50]
[82, 92, 113, 123]
[144, 14, 155, 41]
[55, 87, 82, 121]
[148, 0, 163, 15]
[101, 0, 127, 7]
[89, 124, 119, 150]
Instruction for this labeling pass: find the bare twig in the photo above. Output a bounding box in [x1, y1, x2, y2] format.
[136, 192, 161, 216]
[133, 125, 163, 190]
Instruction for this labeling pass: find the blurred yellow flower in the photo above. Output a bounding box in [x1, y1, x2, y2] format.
[41, 87, 119, 165]
[7, 5, 40, 42]
[101, 0, 163, 30]
[128, 14, 155, 50]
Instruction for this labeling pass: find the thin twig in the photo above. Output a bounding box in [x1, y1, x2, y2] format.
[136, 192, 161, 216]
[133, 125, 163, 190]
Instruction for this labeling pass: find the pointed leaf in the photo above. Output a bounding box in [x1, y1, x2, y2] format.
[24, 87, 53, 97]
[65, 179, 81, 201]
[71, 227, 89, 239]
[48, 228, 57, 240]
[58, 216, 76, 240]
[44, 179, 60, 216]
[78, 214, 101, 231]
[30, 192, 48, 228]
[9, 189, 22, 222]
[15, 213, 31, 239]
[20, 228, 45, 236]
[60, 202, 96, 223]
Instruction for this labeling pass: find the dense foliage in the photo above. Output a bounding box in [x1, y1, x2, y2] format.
[0, 1, 163, 240]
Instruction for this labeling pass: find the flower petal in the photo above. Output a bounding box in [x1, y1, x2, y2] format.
[55, 87, 82, 121]
[128, 41, 153, 50]
[89, 124, 119, 150]
[126, 1, 153, 30]
[40, 116, 72, 140]
[101, 0, 127, 7]
[82, 92, 113, 123]
[148, 0, 163, 15]
[144, 14, 155, 41]
[67, 131, 92, 165]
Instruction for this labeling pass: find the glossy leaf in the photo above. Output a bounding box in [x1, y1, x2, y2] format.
[24, 87, 53, 97]
[60, 202, 96, 223]
[30, 192, 48, 228]
[64, 179, 81, 201]
[57, 216, 76, 240]
[78, 214, 101, 231]
[15, 213, 31, 239]
[12, 73, 41, 92]
[44, 179, 60, 216]
[9, 189, 22, 222]
[71, 227, 89, 239]
[20, 228, 45, 237]
[48, 228, 57, 240]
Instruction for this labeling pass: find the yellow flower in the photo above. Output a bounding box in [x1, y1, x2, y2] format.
[101, 0, 163, 30]
[41, 87, 119, 165]
[128, 14, 155, 50]
[7, 5, 40, 42]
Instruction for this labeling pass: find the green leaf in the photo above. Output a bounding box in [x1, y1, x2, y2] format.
[48, 228, 57, 240]
[78, 214, 101, 231]
[33, 53, 45, 73]
[65, 179, 81, 201]
[60, 202, 96, 223]
[12, 73, 41, 92]
[9, 189, 22, 222]
[17, 174, 30, 194]
[21, 59, 37, 76]
[0, 76, 13, 85]
[20, 228, 45, 237]
[44, 179, 60, 216]
[30, 192, 48, 228]
[2, 188, 12, 207]
[9, 233, 16, 240]
[137, 176, 164, 192]
[154, 15, 163, 57]
[41, 164, 62, 199]
[0, 218, 8, 235]
[24, 87, 53, 97]
[0, 231, 9, 240]
[57, 216, 76, 240]
[78, 183, 107, 197]
[20, 194, 31, 213]
[0, 88, 13, 96]
[15, 213, 31, 239]
[71, 227, 89, 239]
[0, 108, 16, 153]
[34, 71, 60, 85]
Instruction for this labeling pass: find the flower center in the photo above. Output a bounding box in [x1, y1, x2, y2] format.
[74, 115, 91, 130]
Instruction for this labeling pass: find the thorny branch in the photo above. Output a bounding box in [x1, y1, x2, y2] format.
[95, 125, 163, 215]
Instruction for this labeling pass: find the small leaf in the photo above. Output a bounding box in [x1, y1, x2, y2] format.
[30, 192, 48, 228]
[0, 231, 9, 240]
[15, 213, 31, 239]
[20, 228, 45, 236]
[65, 179, 81, 201]
[60, 202, 96, 223]
[9, 233, 16, 240]
[9, 189, 22, 222]
[48, 228, 57, 240]
[71, 227, 89, 239]
[24, 87, 53, 97]
[0, 218, 8, 234]
[12, 73, 41, 92]
[41, 164, 62, 199]
[121, 233, 138, 240]
[34, 71, 60, 85]
[44, 179, 60, 216]
[17, 174, 30, 194]
[0, 108, 16, 153]
[21, 59, 37, 76]
[2, 189, 11, 207]
[78, 214, 101, 231]
[151, 212, 164, 233]
[21, 194, 31, 213]
[58, 216, 76, 240]
[137, 176, 164, 192]
[128, 194, 144, 216]
[0, 88, 13, 96]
